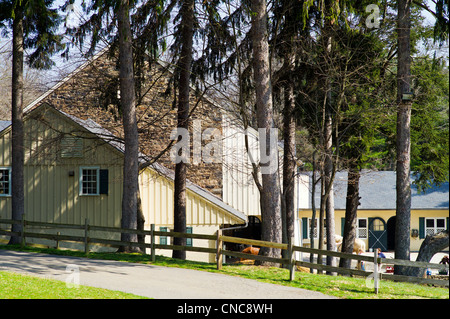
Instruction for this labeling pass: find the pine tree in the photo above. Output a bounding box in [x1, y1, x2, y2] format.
[0, 0, 64, 244]
[171, 0, 195, 260]
[117, 0, 140, 252]
[64, 0, 149, 251]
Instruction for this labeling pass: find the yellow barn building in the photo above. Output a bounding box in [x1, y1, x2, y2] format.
[298, 171, 449, 252]
[0, 103, 246, 262]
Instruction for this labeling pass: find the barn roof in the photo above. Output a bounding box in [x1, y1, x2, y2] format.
[301, 170, 449, 210]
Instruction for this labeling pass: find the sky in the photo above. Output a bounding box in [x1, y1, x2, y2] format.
[1, 0, 448, 92]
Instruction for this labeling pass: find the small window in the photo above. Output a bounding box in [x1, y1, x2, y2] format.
[372, 219, 385, 231]
[425, 218, 446, 236]
[0, 167, 11, 196]
[160, 227, 169, 245]
[357, 218, 368, 239]
[437, 219, 445, 228]
[80, 167, 99, 195]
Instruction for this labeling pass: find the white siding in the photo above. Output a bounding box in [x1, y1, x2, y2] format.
[222, 117, 261, 216]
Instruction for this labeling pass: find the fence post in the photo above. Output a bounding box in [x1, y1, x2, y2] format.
[151, 224, 156, 262]
[289, 237, 295, 281]
[216, 229, 223, 270]
[84, 218, 89, 256]
[56, 232, 61, 250]
[373, 250, 379, 294]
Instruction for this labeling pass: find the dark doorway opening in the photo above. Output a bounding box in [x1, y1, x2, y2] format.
[387, 216, 396, 251]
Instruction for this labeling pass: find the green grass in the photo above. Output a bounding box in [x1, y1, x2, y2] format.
[0, 271, 148, 299]
[1, 244, 448, 299]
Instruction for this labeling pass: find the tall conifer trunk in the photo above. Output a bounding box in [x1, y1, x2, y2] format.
[173, 0, 194, 260]
[118, 0, 140, 252]
[9, 3, 25, 245]
[395, 0, 412, 274]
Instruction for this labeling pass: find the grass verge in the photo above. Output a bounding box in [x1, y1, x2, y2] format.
[1, 244, 448, 299]
[0, 270, 148, 299]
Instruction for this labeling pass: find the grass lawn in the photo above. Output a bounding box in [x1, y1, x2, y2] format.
[0, 270, 148, 299]
[1, 244, 448, 299]
[150, 255, 449, 299]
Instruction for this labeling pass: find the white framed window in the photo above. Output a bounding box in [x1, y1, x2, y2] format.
[0, 167, 11, 196]
[80, 167, 99, 195]
[425, 218, 447, 237]
[357, 218, 368, 239]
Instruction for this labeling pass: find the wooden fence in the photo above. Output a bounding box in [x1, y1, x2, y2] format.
[0, 218, 448, 292]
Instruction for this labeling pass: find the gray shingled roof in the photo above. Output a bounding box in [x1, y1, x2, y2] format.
[0, 121, 11, 132]
[304, 170, 449, 210]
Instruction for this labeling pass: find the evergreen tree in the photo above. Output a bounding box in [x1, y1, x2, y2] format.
[171, 0, 195, 260]
[117, 0, 140, 252]
[64, 0, 149, 251]
[0, 0, 64, 244]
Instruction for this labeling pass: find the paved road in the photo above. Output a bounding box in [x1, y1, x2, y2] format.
[0, 250, 336, 299]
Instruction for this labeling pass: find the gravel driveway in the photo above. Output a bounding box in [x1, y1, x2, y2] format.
[0, 250, 336, 299]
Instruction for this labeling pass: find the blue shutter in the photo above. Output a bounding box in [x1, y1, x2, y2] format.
[99, 169, 109, 195]
[302, 218, 308, 239]
[419, 217, 425, 239]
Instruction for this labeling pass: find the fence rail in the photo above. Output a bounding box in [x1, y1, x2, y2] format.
[0, 218, 448, 291]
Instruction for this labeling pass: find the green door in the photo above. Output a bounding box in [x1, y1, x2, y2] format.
[368, 217, 387, 251]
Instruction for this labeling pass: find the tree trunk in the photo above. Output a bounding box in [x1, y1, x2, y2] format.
[339, 164, 360, 269]
[317, 168, 325, 270]
[395, 0, 412, 275]
[407, 231, 449, 277]
[137, 186, 146, 245]
[9, 3, 25, 246]
[251, 0, 282, 262]
[282, 69, 296, 249]
[173, 0, 194, 260]
[324, 108, 336, 273]
[118, 0, 139, 253]
[309, 153, 317, 269]
[322, 0, 336, 272]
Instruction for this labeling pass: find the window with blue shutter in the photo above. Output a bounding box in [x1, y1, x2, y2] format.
[80, 167, 99, 195]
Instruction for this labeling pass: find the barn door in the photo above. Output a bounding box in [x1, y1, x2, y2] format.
[368, 217, 387, 251]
